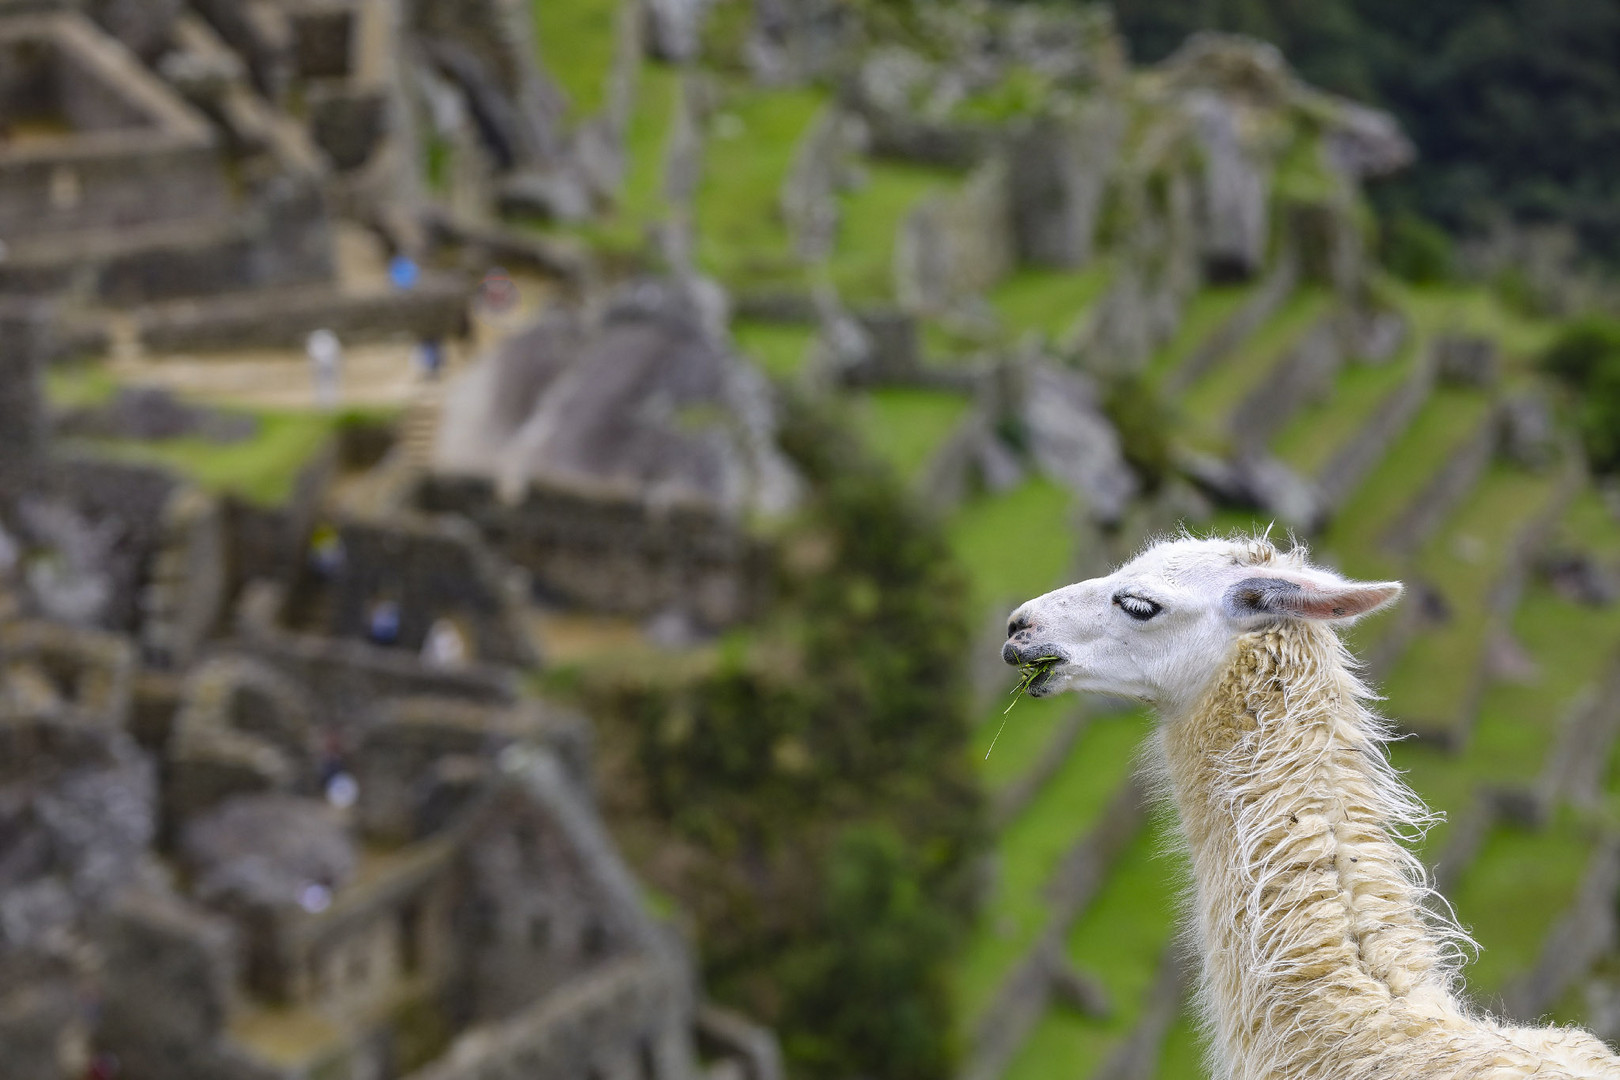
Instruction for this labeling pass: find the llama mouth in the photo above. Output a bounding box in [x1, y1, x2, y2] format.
[1011, 654, 1065, 699]
[1023, 663, 1062, 696]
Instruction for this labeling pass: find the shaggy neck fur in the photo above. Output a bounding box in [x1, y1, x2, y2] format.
[1161, 621, 1616, 1080]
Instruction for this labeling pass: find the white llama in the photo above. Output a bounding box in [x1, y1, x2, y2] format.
[1002, 534, 1620, 1080]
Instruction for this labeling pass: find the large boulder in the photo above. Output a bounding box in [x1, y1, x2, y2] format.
[180, 794, 355, 910]
[1021, 364, 1137, 523]
[645, 0, 709, 62]
[1007, 100, 1125, 269]
[437, 279, 801, 518]
[1182, 90, 1271, 281]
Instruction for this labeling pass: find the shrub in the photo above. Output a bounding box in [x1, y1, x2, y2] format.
[584, 394, 984, 1080]
[1539, 317, 1620, 474]
[1380, 212, 1454, 285]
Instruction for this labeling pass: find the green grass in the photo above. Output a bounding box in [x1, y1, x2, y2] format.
[851, 387, 972, 482]
[68, 409, 362, 505]
[946, 478, 1078, 618]
[1469, 585, 1620, 792]
[1271, 346, 1420, 478]
[44, 363, 119, 409]
[1273, 132, 1341, 204]
[952, 711, 1152, 1023]
[1144, 283, 1256, 388]
[990, 263, 1113, 343]
[1154, 1011, 1207, 1080]
[617, 62, 683, 223]
[1002, 818, 1184, 1080]
[1403, 283, 1561, 372]
[694, 86, 827, 289]
[532, 0, 619, 120]
[732, 320, 815, 380]
[975, 694, 1077, 792]
[1451, 820, 1593, 996]
[828, 162, 957, 300]
[1176, 289, 1331, 452]
[1559, 488, 1620, 560]
[1378, 464, 1565, 732]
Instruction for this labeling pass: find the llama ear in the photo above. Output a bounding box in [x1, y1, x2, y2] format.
[1223, 575, 1403, 622]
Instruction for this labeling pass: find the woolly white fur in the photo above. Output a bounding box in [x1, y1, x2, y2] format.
[1008, 533, 1620, 1080]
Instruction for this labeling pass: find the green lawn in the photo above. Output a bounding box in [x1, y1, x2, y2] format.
[1317, 386, 1495, 572]
[732, 320, 815, 380]
[851, 387, 972, 483]
[1153, 1011, 1206, 1080]
[828, 162, 958, 300]
[1469, 585, 1620, 793]
[951, 711, 1152, 1024]
[1379, 464, 1566, 734]
[45, 363, 119, 408]
[990, 263, 1113, 343]
[976, 693, 1078, 793]
[532, 0, 619, 120]
[1176, 289, 1332, 453]
[1002, 818, 1184, 1080]
[1144, 283, 1256, 389]
[946, 478, 1079, 618]
[1402, 284, 1561, 373]
[1451, 820, 1593, 997]
[67, 409, 361, 505]
[617, 62, 683, 223]
[694, 86, 827, 289]
[1271, 345, 1420, 479]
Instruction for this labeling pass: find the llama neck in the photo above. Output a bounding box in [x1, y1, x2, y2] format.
[1160, 624, 1463, 1077]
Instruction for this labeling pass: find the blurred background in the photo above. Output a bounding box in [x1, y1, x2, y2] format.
[3, 0, 1620, 1078]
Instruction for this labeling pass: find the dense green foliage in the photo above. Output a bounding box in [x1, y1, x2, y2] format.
[1540, 316, 1620, 473]
[1105, 0, 1620, 260]
[587, 398, 983, 1080]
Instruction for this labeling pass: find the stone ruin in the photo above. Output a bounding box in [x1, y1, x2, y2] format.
[1, 225, 776, 1080]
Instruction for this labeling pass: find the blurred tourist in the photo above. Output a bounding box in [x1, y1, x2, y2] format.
[306, 328, 343, 410]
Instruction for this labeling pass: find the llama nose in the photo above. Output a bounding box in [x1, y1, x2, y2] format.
[1002, 631, 1039, 665]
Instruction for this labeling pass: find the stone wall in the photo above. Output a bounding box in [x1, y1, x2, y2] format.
[895, 156, 1014, 316]
[0, 13, 229, 241]
[962, 775, 1146, 1080]
[278, 516, 534, 669]
[1007, 101, 1124, 269]
[135, 272, 467, 351]
[237, 583, 519, 731]
[415, 475, 770, 628]
[139, 486, 229, 669]
[0, 300, 49, 493]
[41, 455, 181, 634]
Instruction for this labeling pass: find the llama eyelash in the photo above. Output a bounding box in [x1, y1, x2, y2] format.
[1113, 593, 1162, 621]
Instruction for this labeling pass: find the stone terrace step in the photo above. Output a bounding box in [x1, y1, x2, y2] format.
[1270, 329, 1434, 517]
[1174, 288, 1333, 457]
[1155, 258, 1296, 396]
[995, 818, 1184, 1080]
[1378, 460, 1579, 746]
[952, 714, 1147, 1026]
[1316, 385, 1496, 580]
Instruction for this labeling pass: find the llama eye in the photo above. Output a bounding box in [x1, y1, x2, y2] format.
[1113, 593, 1162, 621]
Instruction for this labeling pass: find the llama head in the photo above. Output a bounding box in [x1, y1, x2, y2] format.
[1002, 534, 1402, 714]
